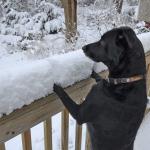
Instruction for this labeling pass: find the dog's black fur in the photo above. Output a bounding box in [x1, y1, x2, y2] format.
[53, 27, 147, 150]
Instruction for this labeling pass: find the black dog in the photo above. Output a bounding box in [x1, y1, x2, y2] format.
[53, 27, 147, 150]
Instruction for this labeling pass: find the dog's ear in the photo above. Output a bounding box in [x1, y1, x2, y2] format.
[116, 28, 136, 49]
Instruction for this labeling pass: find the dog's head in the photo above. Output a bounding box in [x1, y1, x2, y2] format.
[82, 27, 144, 69]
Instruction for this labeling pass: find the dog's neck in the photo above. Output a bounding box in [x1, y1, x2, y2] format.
[108, 51, 146, 79]
[105, 52, 147, 103]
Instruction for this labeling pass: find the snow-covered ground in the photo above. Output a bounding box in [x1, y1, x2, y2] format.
[135, 98, 150, 150]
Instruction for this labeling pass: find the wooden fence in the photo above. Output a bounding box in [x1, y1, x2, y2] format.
[0, 51, 150, 150]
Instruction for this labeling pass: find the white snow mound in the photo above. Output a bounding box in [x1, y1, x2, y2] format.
[0, 50, 94, 116]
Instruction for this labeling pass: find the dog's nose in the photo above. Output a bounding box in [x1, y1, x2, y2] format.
[82, 46, 87, 51]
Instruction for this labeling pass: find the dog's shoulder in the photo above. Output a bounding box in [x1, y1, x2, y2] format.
[86, 80, 108, 103]
[89, 80, 105, 95]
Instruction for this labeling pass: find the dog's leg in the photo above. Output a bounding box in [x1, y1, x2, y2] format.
[91, 71, 102, 83]
[54, 84, 99, 125]
[53, 84, 83, 124]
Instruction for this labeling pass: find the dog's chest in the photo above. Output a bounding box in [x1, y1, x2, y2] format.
[91, 102, 137, 138]
[97, 109, 123, 133]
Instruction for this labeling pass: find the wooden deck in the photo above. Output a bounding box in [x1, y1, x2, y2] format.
[0, 51, 150, 150]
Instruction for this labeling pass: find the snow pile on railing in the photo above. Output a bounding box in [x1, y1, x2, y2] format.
[0, 32, 150, 117]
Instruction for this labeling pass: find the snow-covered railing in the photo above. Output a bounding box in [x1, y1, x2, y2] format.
[0, 51, 149, 150]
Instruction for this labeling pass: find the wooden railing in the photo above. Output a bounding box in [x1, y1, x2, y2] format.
[0, 51, 150, 150]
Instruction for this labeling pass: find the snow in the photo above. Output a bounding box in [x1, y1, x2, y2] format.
[45, 18, 63, 33]
[138, 32, 150, 53]
[0, 35, 21, 58]
[0, 1, 64, 37]
[135, 102, 150, 150]
[0, 50, 93, 116]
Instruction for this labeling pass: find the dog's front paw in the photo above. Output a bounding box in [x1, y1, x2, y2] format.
[53, 83, 64, 94]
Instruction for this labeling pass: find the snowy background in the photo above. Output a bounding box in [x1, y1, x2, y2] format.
[0, 0, 150, 150]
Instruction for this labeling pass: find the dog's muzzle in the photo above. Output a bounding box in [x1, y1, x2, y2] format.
[82, 46, 87, 52]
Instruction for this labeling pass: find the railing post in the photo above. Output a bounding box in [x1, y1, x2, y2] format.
[44, 118, 52, 150]
[0, 143, 5, 150]
[61, 0, 77, 42]
[85, 129, 91, 150]
[61, 109, 69, 150]
[75, 124, 82, 150]
[22, 130, 32, 150]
